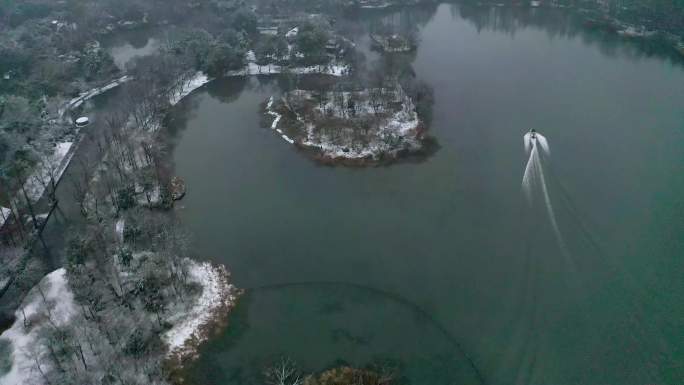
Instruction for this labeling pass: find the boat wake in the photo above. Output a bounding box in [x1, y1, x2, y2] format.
[522, 131, 567, 256]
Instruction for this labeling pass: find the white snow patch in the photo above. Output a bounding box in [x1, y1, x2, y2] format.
[22, 142, 74, 203]
[286, 27, 299, 39]
[264, 97, 295, 146]
[226, 62, 349, 77]
[271, 115, 282, 129]
[0, 207, 10, 229]
[169, 72, 211, 106]
[163, 262, 236, 358]
[115, 218, 125, 243]
[0, 269, 77, 385]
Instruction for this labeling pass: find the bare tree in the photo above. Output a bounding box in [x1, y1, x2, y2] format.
[264, 358, 303, 385]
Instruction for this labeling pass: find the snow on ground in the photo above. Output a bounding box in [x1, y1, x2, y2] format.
[265, 97, 296, 144]
[163, 261, 237, 359]
[0, 269, 77, 385]
[115, 218, 125, 243]
[17, 75, 133, 209]
[59, 76, 131, 119]
[360, 2, 393, 9]
[22, 142, 74, 203]
[270, 88, 421, 160]
[0, 261, 237, 383]
[136, 184, 161, 206]
[169, 72, 211, 106]
[301, 103, 421, 159]
[227, 53, 350, 77]
[0, 207, 10, 229]
[17, 75, 132, 209]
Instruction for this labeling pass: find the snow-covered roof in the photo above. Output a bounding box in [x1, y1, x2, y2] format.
[286, 27, 299, 38]
[258, 26, 279, 35]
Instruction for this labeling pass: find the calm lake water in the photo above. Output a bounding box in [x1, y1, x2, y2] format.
[102, 28, 160, 69]
[169, 4, 684, 385]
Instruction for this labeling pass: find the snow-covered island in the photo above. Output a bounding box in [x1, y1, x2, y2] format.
[264, 84, 432, 165]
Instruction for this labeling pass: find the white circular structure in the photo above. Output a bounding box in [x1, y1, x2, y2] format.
[75, 117, 90, 127]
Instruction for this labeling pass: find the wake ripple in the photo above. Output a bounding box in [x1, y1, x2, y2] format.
[522, 132, 567, 254]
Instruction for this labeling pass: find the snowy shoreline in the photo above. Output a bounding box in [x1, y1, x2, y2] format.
[227, 59, 349, 78]
[164, 261, 241, 366]
[264, 88, 427, 165]
[25, 60, 348, 205]
[266, 97, 295, 144]
[169, 73, 211, 106]
[169, 59, 349, 107]
[0, 261, 240, 385]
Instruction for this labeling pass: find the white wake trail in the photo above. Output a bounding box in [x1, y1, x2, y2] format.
[536, 133, 550, 156]
[522, 135, 567, 254]
[536, 150, 566, 253]
[522, 141, 538, 202]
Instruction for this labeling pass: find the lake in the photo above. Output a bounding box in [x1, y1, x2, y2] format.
[168, 4, 684, 385]
[102, 27, 161, 70]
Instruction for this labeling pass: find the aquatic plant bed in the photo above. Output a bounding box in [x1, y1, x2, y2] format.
[264, 85, 429, 165]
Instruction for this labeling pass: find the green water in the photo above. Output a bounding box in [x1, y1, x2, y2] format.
[169, 4, 684, 385]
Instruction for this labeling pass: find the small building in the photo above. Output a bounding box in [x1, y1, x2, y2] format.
[258, 26, 279, 36]
[75, 117, 90, 127]
[286, 27, 299, 42]
[326, 39, 340, 54]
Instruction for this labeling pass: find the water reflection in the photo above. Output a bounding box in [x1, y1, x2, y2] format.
[452, 4, 684, 65]
[102, 27, 162, 69]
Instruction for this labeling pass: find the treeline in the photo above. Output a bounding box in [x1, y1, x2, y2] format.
[455, 0, 684, 37]
[602, 0, 684, 35]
